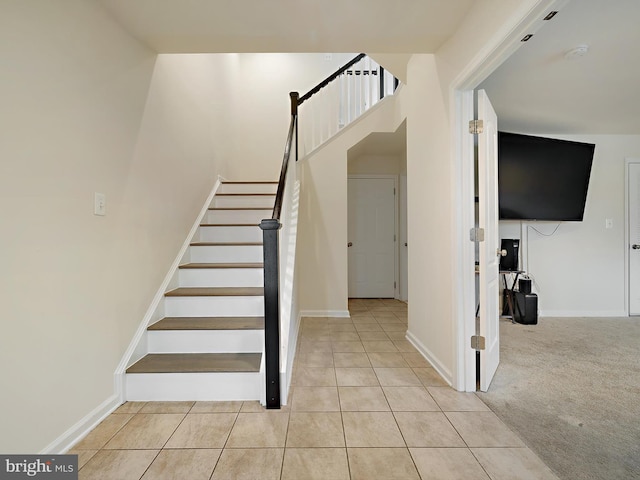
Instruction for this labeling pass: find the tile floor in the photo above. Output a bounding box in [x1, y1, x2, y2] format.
[70, 299, 558, 479]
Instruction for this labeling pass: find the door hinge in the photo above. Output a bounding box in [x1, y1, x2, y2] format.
[394, 234, 396, 241]
[471, 335, 485, 350]
[393, 187, 396, 195]
[470, 227, 485, 242]
[469, 119, 484, 135]
[394, 281, 397, 289]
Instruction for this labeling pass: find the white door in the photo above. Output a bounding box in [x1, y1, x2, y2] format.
[348, 176, 396, 298]
[629, 162, 640, 315]
[477, 90, 500, 391]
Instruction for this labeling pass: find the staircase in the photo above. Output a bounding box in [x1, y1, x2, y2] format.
[125, 181, 277, 401]
[123, 54, 399, 405]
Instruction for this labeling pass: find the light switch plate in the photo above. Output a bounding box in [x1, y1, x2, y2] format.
[94, 192, 106, 216]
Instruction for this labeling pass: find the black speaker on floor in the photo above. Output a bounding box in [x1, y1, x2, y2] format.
[518, 278, 532, 294]
[513, 291, 538, 325]
[500, 239, 520, 271]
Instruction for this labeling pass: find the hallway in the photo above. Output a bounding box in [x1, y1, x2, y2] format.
[70, 299, 557, 479]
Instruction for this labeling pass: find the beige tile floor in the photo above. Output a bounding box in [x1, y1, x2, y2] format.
[71, 299, 558, 479]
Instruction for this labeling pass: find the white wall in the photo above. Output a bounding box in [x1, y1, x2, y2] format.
[500, 135, 640, 316]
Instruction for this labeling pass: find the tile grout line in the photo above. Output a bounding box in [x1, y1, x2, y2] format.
[208, 406, 242, 478]
[344, 304, 411, 479]
[75, 403, 144, 473]
[135, 406, 191, 480]
[336, 364, 353, 480]
[279, 406, 292, 480]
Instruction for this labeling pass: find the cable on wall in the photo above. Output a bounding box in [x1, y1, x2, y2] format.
[528, 223, 561, 237]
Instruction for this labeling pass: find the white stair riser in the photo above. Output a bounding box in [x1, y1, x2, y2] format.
[148, 330, 264, 353]
[198, 225, 262, 243]
[218, 183, 277, 194]
[178, 268, 263, 287]
[189, 245, 263, 263]
[206, 209, 270, 224]
[212, 196, 275, 208]
[125, 372, 261, 401]
[164, 296, 264, 317]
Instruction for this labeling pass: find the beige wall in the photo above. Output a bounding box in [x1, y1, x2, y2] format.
[403, 0, 543, 383]
[0, 12, 366, 451]
[216, 53, 357, 180]
[348, 154, 403, 175]
[296, 0, 545, 384]
[0, 0, 551, 451]
[0, 0, 156, 452]
[298, 96, 406, 313]
[403, 55, 456, 375]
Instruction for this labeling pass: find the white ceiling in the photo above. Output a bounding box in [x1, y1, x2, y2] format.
[98, 0, 474, 53]
[480, 0, 640, 135]
[99, 0, 640, 135]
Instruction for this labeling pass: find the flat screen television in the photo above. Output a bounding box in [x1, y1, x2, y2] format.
[498, 132, 595, 221]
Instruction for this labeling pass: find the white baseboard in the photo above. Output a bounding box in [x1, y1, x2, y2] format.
[299, 310, 351, 318]
[539, 310, 628, 318]
[42, 394, 121, 454]
[405, 330, 453, 387]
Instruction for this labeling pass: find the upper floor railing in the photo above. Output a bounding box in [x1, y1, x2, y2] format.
[298, 54, 398, 155]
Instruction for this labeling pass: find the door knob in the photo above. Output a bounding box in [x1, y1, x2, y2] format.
[497, 248, 507, 257]
[633, 244, 640, 250]
[348, 242, 353, 247]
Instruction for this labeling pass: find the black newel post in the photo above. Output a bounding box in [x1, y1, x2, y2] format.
[260, 218, 282, 409]
[290, 92, 299, 162]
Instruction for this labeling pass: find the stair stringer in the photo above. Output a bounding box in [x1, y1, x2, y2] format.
[278, 177, 301, 405]
[113, 175, 225, 403]
[299, 85, 404, 159]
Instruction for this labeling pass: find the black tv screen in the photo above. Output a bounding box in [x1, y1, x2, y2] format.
[498, 132, 595, 221]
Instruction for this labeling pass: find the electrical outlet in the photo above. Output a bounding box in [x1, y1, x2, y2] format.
[324, 53, 333, 61]
[94, 192, 106, 216]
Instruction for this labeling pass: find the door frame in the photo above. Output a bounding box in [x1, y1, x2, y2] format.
[625, 158, 640, 316]
[347, 174, 400, 299]
[451, 0, 565, 391]
[399, 173, 408, 302]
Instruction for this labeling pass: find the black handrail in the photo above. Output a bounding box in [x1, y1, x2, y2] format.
[272, 93, 299, 221]
[260, 54, 397, 410]
[298, 53, 365, 105]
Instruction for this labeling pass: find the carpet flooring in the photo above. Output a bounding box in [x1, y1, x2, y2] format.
[477, 316, 640, 480]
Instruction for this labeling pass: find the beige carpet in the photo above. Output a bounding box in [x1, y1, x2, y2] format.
[477, 316, 640, 480]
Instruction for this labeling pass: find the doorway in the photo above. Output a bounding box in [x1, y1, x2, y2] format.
[347, 175, 398, 298]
